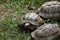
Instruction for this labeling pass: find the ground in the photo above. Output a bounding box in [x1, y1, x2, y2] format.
[0, 1, 31, 40]
[0, 0, 60, 40]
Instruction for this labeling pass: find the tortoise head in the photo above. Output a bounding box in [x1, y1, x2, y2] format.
[24, 22, 38, 30]
[24, 22, 31, 28]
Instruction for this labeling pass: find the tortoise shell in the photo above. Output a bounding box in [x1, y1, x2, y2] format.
[37, 1, 60, 19]
[31, 23, 60, 40]
[19, 13, 43, 30]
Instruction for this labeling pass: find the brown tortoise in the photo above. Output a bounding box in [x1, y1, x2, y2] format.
[37, 1, 60, 19]
[18, 13, 43, 30]
[31, 23, 60, 40]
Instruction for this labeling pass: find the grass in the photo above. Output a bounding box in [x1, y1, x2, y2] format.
[0, 1, 31, 40]
[0, 0, 60, 40]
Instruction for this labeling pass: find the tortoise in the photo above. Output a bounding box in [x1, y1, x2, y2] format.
[31, 23, 60, 40]
[37, 1, 60, 19]
[18, 13, 43, 30]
